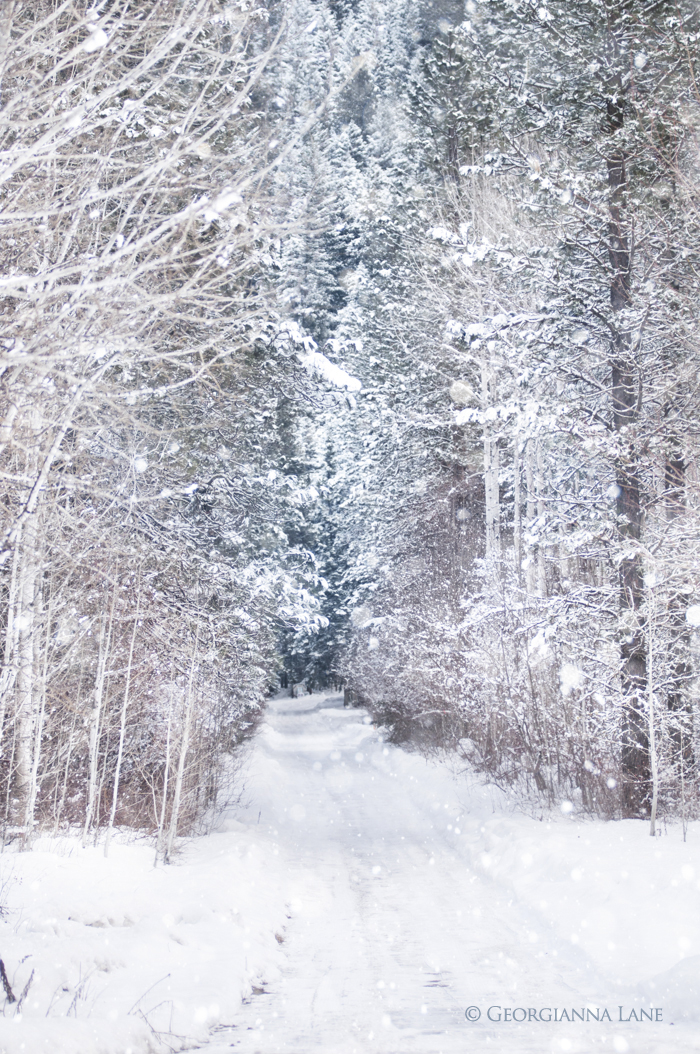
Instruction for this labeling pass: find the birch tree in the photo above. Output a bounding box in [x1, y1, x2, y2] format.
[0, 0, 333, 843]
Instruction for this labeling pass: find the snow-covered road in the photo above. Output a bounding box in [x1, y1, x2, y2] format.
[204, 693, 696, 1054]
[4, 691, 700, 1054]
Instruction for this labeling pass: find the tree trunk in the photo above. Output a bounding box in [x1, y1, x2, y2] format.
[664, 450, 693, 773]
[8, 408, 41, 836]
[13, 502, 40, 841]
[513, 436, 523, 587]
[165, 625, 199, 864]
[104, 582, 141, 858]
[525, 438, 538, 595]
[83, 583, 117, 846]
[535, 442, 546, 598]
[0, 540, 22, 763]
[481, 363, 500, 558]
[606, 61, 649, 815]
[24, 576, 49, 846]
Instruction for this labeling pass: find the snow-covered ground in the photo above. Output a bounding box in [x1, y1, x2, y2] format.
[2, 692, 700, 1053]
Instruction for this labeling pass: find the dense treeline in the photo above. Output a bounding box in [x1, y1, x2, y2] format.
[273, 0, 700, 827]
[3, 0, 700, 848]
[0, 0, 334, 850]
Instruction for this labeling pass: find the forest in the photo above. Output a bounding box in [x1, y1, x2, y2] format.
[2, 0, 700, 853]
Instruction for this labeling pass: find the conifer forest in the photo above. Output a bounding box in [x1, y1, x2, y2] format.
[3, 0, 700, 852]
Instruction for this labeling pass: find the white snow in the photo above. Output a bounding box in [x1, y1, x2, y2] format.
[427, 226, 461, 245]
[82, 27, 108, 53]
[3, 692, 700, 1052]
[454, 406, 479, 425]
[0, 827, 289, 1053]
[300, 351, 362, 392]
[274, 322, 361, 391]
[350, 604, 372, 628]
[204, 189, 244, 221]
[449, 380, 475, 406]
[560, 662, 583, 696]
[63, 109, 84, 130]
[686, 604, 700, 627]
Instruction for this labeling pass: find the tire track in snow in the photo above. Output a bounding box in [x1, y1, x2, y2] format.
[199, 693, 689, 1054]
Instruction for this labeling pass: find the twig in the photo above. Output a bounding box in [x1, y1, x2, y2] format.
[134, 1007, 188, 1054]
[0, 958, 16, 1003]
[127, 972, 171, 1016]
[16, 968, 34, 1011]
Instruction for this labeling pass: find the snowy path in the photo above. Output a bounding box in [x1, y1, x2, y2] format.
[4, 691, 699, 1054]
[202, 693, 692, 1054]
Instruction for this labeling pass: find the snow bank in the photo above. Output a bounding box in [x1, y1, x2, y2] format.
[0, 820, 289, 1053]
[376, 743, 700, 1008]
[457, 804, 700, 1000]
[641, 956, 700, 1022]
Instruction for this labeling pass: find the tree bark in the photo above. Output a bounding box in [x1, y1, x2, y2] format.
[513, 436, 523, 587]
[165, 624, 199, 864]
[606, 56, 649, 815]
[14, 522, 38, 838]
[104, 582, 141, 858]
[83, 582, 117, 846]
[481, 363, 500, 558]
[664, 450, 694, 772]
[536, 442, 546, 598]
